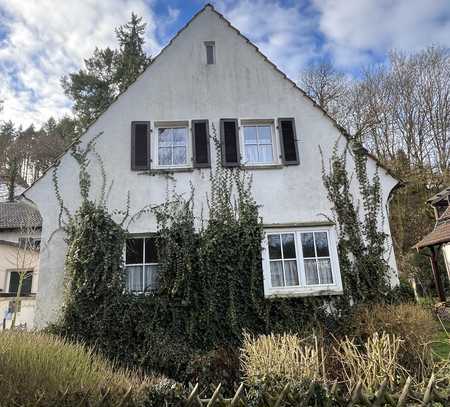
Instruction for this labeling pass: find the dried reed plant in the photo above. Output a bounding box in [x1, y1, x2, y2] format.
[240, 332, 325, 383]
[334, 332, 405, 392]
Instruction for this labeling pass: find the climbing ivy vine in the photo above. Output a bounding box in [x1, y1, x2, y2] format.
[322, 142, 391, 305]
[51, 132, 395, 383]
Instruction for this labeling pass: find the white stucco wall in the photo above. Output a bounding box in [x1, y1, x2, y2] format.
[25, 6, 399, 328]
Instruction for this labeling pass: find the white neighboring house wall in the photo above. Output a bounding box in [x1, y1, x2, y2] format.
[24, 5, 400, 328]
[0, 234, 40, 330]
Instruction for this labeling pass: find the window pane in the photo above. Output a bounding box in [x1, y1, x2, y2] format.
[305, 259, 319, 285]
[159, 147, 172, 165]
[173, 128, 187, 146]
[301, 233, 315, 258]
[284, 260, 299, 286]
[144, 265, 160, 291]
[259, 144, 273, 163]
[126, 265, 143, 292]
[268, 234, 282, 259]
[315, 232, 330, 257]
[126, 238, 143, 264]
[258, 126, 272, 144]
[281, 234, 296, 258]
[244, 126, 257, 144]
[144, 237, 158, 263]
[270, 261, 284, 287]
[318, 259, 333, 284]
[173, 147, 186, 165]
[245, 145, 258, 163]
[8, 271, 20, 294]
[158, 128, 172, 146]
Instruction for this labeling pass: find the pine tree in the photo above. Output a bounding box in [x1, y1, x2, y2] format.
[62, 13, 151, 130]
[114, 13, 151, 92]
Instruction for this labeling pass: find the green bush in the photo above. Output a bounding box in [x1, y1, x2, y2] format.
[0, 331, 185, 406]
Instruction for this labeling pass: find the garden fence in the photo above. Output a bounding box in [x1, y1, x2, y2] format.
[184, 374, 448, 406]
[6, 374, 448, 406]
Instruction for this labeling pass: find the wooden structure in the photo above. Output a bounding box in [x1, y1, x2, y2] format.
[414, 187, 450, 302]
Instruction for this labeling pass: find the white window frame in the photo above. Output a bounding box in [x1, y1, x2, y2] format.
[154, 121, 191, 169]
[261, 226, 343, 298]
[239, 120, 279, 166]
[124, 236, 160, 294]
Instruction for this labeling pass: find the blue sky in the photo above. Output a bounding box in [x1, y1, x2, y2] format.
[1, 0, 450, 128]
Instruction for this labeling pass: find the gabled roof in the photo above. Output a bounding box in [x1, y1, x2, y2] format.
[0, 201, 42, 230]
[415, 206, 450, 250]
[24, 3, 399, 197]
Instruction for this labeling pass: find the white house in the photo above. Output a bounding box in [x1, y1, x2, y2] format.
[24, 4, 400, 328]
[0, 201, 41, 330]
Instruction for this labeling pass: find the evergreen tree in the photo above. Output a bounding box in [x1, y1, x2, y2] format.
[62, 13, 151, 130]
[114, 13, 151, 92]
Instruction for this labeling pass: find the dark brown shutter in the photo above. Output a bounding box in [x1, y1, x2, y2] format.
[131, 121, 150, 170]
[192, 120, 211, 168]
[220, 119, 240, 167]
[279, 118, 299, 165]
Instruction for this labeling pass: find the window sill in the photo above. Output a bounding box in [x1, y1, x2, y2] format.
[242, 164, 284, 170]
[139, 167, 194, 175]
[264, 286, 343, 299]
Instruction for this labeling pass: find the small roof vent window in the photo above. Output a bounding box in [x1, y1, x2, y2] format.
[205, 41, 215, 64]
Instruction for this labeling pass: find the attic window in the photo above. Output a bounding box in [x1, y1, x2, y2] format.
[205, 41, 215, 64]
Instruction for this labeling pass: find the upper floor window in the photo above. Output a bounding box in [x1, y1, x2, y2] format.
[242, 123, 275, 164]
[125, 237, 159, 293]
[157, 125, 188, 167]
[205, 41, 215, 64]
[262, 227, 342, 297]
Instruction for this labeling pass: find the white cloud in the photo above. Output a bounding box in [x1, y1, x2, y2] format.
[216, 0, 321, 81]
[313, 0, 450, 67]
[0, 0, 163, 128]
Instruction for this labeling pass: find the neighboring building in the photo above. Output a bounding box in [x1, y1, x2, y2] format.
[0, 201, 42, 330]
[0, 176, 27, 202]
[24, 4, 400, 328]
[415, 187, 450, 302]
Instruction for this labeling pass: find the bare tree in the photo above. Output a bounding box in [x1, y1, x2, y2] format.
[299, 61, 352, 128]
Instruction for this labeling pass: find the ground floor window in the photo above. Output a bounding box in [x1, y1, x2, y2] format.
[125, 236, 160, 293]
[262, 227, 342, 297]
[7, 270, 33, 296]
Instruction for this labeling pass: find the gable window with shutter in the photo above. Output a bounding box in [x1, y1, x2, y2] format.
[131, 121, 150, 170]
[262, 226, 343, 297]
[278, 118, 299, 165]
[154, 121, 190, 168]
[240, 120, 276, 165]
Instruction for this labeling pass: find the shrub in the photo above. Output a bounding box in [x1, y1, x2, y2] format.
[333, 332, 404, 392]
[185, 346, 241, 391]
[241, 332, 324, 384]
[0, 331, 185, 406]
[349, 303, 439, 378]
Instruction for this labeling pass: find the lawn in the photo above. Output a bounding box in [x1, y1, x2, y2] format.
[432, 319, 450, 360]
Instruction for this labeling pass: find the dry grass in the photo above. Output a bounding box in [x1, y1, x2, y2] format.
[0, 331, 160, 405]
[333, 332, 404, 392]
[351, 303, 439, 379]
[240, 332, 325, 383]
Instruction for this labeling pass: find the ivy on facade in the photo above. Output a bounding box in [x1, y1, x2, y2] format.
[51, 134, 394, 380]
